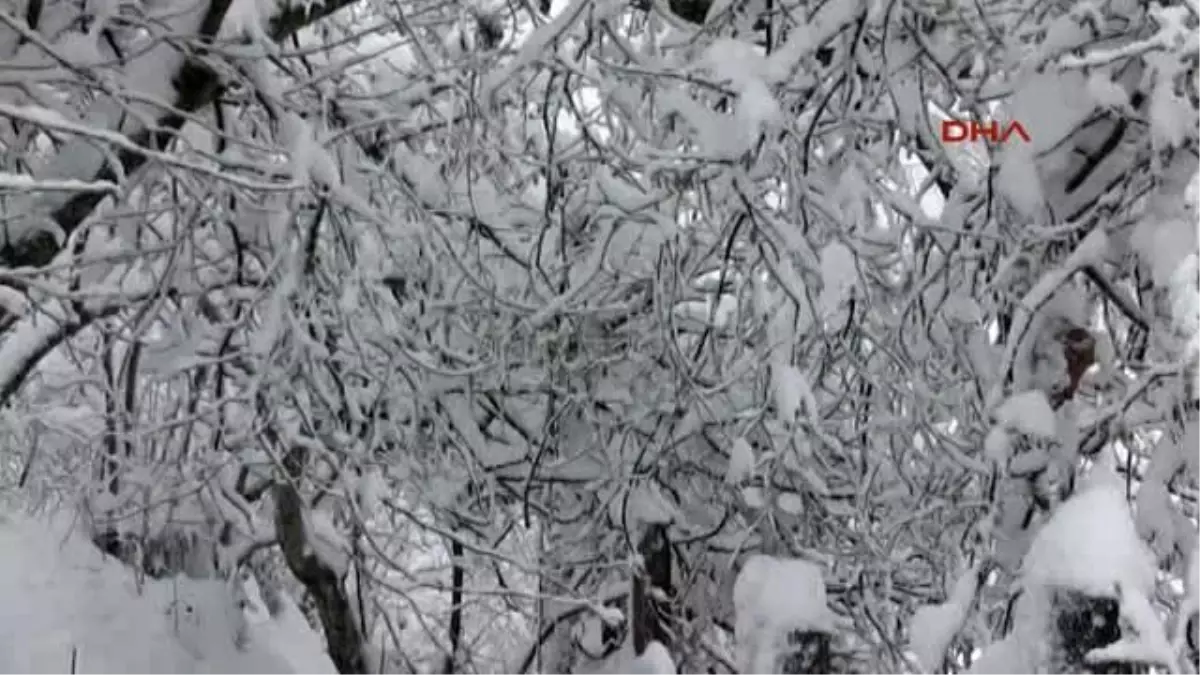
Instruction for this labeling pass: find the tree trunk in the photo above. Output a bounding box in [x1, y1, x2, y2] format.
[631, 523, 675, 655]
[274, 446, 367, 674]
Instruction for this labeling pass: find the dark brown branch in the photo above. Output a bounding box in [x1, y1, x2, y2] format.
[20, 0, 42, 42]
[100, 333, 121, 495]
[120, 340, 141, 459]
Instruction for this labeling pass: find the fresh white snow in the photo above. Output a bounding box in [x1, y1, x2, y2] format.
[734, 554, 834, 674]
[0, 512, 335, 674]
[772, 364, 817, 427]
[628, 641, 676, 674]
[726, 438, 756, 485]
[994, 390, 1058, 440]
[1021, 475, 1156, 598]
[817, 241, 857, 321]
[908, 565, 982, 672]
[0, 172, 119, 193]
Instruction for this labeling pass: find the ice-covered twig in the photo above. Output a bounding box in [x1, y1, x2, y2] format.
[1059, 5, 1195, 69]
[0, 173, 119, 194]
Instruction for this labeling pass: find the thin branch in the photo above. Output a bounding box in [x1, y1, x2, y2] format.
[1083, 265, 1150, 333]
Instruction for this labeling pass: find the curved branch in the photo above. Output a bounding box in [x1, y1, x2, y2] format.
[0, 299, 103, 405]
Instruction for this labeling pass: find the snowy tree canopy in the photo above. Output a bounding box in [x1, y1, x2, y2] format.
[0, 0, 1196, 672]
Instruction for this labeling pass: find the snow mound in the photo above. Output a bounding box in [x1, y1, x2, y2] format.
[735, 555, 834, 633]
[734, 555, 835, 673]
[909, 566, 981, 672]
[0, 512, 335, 674]
[1021, 479, 1156, 597]
[995, 391, 1057, 439]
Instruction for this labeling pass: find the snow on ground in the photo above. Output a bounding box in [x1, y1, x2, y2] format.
[0, 512, 335, 674]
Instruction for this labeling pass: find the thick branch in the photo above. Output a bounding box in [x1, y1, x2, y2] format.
[0, 301, 102, 404]
[0, 0, 365, 269]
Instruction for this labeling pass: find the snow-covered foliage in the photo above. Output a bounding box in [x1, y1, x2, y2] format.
[0, 0, 1195, 671]
[969, 473, 1183, 674]
[1022, 475, 1157, 597]
[908, 565, 983, 673]
[734, 555, 835, 673]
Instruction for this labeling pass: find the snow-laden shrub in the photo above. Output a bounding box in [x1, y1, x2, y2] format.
[734, 555, 836, 674]
[969, 475, 1175, 674]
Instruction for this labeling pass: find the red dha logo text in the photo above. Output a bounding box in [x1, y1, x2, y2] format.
[940, 120, 1031, 144]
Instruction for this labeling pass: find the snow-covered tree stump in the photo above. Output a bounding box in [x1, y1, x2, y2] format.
[734, 555, 836, 674]
[778, 628, 831, 674]
[1045, 589, 1127, 674]
[969, 478, 1174, 674]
